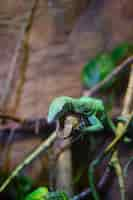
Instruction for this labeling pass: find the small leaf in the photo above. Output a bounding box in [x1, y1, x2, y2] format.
[25, 187, 48, 200]
[81, 53, 115, 89]
[111, 42, 133, 63]
[81, 42, 133, 90]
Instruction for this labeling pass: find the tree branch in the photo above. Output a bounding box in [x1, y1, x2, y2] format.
[83, 56, 133, 96]
[0, 0, 38, 112]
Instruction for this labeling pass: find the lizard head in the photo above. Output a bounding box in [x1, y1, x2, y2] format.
[47, 96, 72, 123]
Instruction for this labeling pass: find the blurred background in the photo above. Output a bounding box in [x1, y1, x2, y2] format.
[0, 0, 133, 199]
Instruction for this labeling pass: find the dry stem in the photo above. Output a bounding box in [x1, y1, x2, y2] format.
[108, 64, 133, 200]
[83, 56, 133, 96]
[0, 0, 38, 112]
[0, 116, 78, 192]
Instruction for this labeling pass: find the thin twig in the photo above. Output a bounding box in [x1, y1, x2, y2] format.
[1, 128, 16, 170]
[0, 116, 77, 192]
[104, 111, 133, 155]
[0, 0, 38, 111]
[83, 56, 133, 96]
[0, 0, 39, 181]
[109, 64, 133, 200]
[87, 111, 133, 200]
[0, 117, 55, 137]
[110, 151, 125, 200]
[72, 167, 111, 200]
[104, 63, 133, 154]
[84, 57, 133, 200]
[0, 113, 24, 123]
[105, 64, 133, 200]
[124, 156, 133, 177]
[0, 130, 57, 192]
[122, 64, 133, 116]
[121, 65, 133, 177]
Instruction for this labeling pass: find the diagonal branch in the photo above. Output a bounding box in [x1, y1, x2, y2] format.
[0, 0, 38, 112]
[0, 116, 78, 192]
[83, 56, 133, 200]
[105, 64, 133, 200]
[83, 56, 133, 96]
[0, 130, 57, 192]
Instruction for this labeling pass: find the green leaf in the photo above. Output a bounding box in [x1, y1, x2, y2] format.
[25, 188, 70, 200]
[16, 175, 34, 193]
[0, 173, 34, 200]
[111, 42, 133, 63]
[81, 42, 133, 90]
[81, 53, 115, 89]
[25, 187, 48, 200]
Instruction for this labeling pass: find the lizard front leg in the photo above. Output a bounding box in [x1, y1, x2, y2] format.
[81, 116, 104, 133]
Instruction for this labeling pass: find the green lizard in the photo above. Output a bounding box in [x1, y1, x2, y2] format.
[47, 96, 116, 134]
[25, 186, 69, 200]
[47, 96, 130, 200]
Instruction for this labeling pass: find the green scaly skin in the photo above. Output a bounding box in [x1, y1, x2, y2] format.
[47, 96, 132, 200]
[25, 187, 69, 200]
[47, 96, 116, 133]
[47, 96, 117, 200]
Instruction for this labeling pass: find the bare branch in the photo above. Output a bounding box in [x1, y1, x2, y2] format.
[0, 0, 38, 111]
[122, 64, 133, 116]
[0, 130, 57, 192]
[0, 116, 78, 192]
[83, 56, 133, 96]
